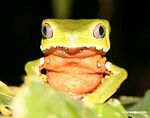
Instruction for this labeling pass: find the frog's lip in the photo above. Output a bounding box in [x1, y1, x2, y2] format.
[43, 46, 105, 58]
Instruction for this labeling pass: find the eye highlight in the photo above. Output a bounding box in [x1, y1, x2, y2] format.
[41, 23, 53, 39]
[93, 24, 106, 39]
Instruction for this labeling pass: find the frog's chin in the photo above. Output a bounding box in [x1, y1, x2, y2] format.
[43, 46, 105, 58]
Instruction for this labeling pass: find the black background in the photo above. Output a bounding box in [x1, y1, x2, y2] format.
[1, 0, 150, 97]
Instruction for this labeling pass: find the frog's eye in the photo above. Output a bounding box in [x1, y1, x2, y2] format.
[93, 24, 105, 39]
[41, 23, 53, 38]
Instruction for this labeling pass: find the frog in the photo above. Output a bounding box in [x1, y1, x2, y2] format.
[25, 19, 127, 104]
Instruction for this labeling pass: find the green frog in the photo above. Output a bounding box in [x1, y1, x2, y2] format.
[25, 19, 127, 104]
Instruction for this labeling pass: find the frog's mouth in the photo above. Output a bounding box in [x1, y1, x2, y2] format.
[43, 46, 105, 58]
[41, 46, 110, 99]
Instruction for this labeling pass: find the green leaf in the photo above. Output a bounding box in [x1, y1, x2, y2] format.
[12, 76, 129, 118]
[0, 81, 14, 116]
[12, 76, 96, 118]
[93, 98, 128, 118]
[120, 90, 150, 118]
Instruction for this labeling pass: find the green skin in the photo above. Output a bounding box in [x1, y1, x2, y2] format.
[25, 19, 127, 104]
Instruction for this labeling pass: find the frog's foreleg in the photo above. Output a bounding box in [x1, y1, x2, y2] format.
[84, 61, 127, 104]
[25, 57, 47, 82]
[102, 62, 128, 100]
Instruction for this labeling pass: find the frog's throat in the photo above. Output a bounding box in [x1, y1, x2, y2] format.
[41, 48, 111, 100]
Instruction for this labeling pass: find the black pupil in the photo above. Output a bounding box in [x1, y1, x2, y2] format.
[42, 26, 47, 36]
[99, 26, 104, 36]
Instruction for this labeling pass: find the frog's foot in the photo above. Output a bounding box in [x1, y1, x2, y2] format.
[41, 46, 111, 99]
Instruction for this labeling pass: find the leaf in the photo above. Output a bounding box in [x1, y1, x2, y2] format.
[12, 76, 96, 118]
[0, 81, 14, 116]
[93, 98, 128, 118]
[120, 90, 150, 118]
[12, 76, 129, 118]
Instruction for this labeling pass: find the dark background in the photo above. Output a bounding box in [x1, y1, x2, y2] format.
[1, 0, 150, 96]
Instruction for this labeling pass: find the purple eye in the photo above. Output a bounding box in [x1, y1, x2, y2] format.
[93, 24, 105, 39]
[41, 23, 53, 38]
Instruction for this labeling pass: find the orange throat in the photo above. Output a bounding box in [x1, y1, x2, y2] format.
[40, 47, 110, 99]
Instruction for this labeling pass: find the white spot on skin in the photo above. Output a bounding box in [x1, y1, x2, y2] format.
[86, 46, 89, 48]
[40, 46, 50, 52]
[97, 62, 101, 67]
[103, 48, 109, 53]
[39, 58, 45, 66]
[105, 75, 110, 79]
[96, 47, 102, 50]
[105, 62, 111, 71]
[35, 58, 45, 75]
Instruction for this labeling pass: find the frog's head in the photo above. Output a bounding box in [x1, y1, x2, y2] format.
[40, 19, 111, 57]
[40, 19, 112, 101]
